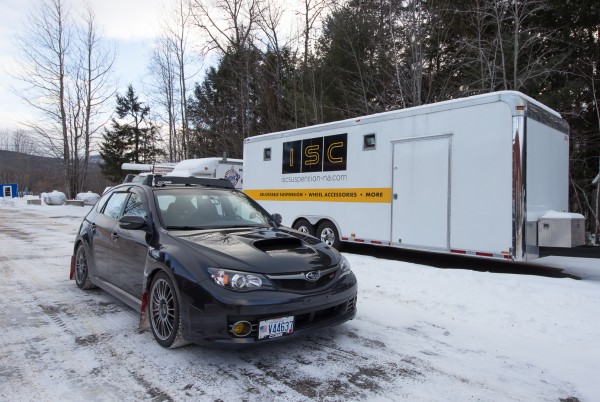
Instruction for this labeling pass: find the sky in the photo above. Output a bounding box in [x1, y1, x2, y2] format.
[1, 197, 599, 400]
[0, 0, 309, 139]
[0, 0, 166, 132]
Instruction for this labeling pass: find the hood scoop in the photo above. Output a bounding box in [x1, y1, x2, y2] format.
[253, 237, 304, 252]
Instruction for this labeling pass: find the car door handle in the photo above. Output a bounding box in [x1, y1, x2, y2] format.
[111, 232, 119, 241]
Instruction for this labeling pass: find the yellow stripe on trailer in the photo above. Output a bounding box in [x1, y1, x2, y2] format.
[244, 188, 392, 203]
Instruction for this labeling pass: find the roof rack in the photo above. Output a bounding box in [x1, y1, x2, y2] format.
[127, 174, 235, 189]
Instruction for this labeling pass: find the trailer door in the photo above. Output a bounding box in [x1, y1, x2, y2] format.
[392, 135, 451, 250]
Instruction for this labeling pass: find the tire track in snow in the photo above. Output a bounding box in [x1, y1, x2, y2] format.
[1, 207, 428, 401]
[0, 208, 173, 400]
[0, 206, 475, 401]
[2, 205, 588, 401]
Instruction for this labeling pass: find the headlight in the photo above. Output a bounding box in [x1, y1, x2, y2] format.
[207, 268, 274, 291]
[339, 255, 352, 278]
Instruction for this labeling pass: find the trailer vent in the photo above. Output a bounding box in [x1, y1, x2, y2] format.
[363, 133, 376, 150]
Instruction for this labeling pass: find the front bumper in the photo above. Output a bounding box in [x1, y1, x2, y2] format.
[180, 275, 357, 345]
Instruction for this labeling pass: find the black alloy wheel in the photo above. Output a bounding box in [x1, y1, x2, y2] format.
[74, 244, 94, 290]
[149, 271, 184, 348]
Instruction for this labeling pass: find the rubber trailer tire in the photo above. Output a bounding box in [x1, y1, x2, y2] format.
[316, 221, 342, 250]
[292, 218, 315, 236]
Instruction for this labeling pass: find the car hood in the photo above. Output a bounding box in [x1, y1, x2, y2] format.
[169, 227, 339, 274]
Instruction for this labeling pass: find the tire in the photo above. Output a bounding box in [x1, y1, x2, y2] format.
[149, 271, 185, 348]
[293, 219, 315, 236]
[316, 221, 342, 250]
[74, 244, 94, 290]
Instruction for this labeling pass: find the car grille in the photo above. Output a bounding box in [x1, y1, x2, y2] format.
[346, 295, 357, 311]
[271, 271, 336, 291]
[268, 266, 338, 293]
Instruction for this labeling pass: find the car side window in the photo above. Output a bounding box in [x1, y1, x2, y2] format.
[103, 192, 129, 220]
[95, 191, 112, 212]
[123, 193, 147, 219]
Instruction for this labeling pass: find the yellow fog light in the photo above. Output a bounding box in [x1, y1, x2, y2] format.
[231, 321, 252, 337]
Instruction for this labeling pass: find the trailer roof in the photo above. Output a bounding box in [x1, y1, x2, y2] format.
[245, 91, 565, 143]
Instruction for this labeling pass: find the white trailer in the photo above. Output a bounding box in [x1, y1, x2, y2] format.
[122, 157, 243, 189]
[243, 91, 572, 261]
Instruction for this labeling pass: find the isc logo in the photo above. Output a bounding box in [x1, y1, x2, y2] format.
[282, 133, 347, 174]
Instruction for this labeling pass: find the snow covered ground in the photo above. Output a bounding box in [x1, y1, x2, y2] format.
[1, 197, 599, 401]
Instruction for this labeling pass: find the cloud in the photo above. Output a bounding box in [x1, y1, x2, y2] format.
[87, 0, 163, 41]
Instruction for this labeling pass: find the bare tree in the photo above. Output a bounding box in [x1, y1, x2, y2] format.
[13, 0, 71, 192]
[190, 0, 261, 147]
[396, 0, 428, 106]
[12, 0, 114, 197]
[72, 3, 115, 192]
[255, 0, 294, 131]
[0, 129, 40, 155]
[150, 0, 199, 161]
[190, 0, 260, 54]
[458, 0, 563, 92]
[571, 57, 600, 241]
[149, 38, 180, 162]
[257, 0, 285, 52]
[588, 59, 600, 243]
[299, 0, 330, 124]
[300, 0, 329, 65]
[457, 0, 503, 92]
[165, 0, 196, 159]
[386, 0, 459, 107]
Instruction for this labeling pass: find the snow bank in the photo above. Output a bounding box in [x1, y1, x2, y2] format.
[540, 210, 585, 220]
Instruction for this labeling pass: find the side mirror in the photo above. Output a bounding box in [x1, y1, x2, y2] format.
[271, 213, 282, 225]
[119, 215, 147, 230]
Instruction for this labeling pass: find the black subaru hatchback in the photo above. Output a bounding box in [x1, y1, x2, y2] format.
[70, 175, 357, 347]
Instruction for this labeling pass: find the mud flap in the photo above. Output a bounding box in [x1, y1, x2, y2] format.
[139, 291, 150, 330]
[69, 255, 75, 280]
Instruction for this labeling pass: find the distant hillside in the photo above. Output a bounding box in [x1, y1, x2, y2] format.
[0, 150, 111, 195]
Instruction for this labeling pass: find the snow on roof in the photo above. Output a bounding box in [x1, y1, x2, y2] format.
[540, 210, 585, 220]
[167, 158, 242, 177]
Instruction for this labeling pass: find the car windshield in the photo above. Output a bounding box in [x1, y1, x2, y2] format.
[155, 188, 273, 230]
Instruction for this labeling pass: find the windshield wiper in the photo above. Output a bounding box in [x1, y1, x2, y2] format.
[224, 224, 270, 229]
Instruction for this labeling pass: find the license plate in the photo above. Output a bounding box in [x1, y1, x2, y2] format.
[258, 316, 294, 340]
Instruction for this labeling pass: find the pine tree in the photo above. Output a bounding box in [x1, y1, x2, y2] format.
[99, 125, 129, 183]
[99, 85, 164, 183]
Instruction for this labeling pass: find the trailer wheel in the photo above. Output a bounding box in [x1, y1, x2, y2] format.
[293, 219, 315, 236]
[316, 221, 341, 250]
